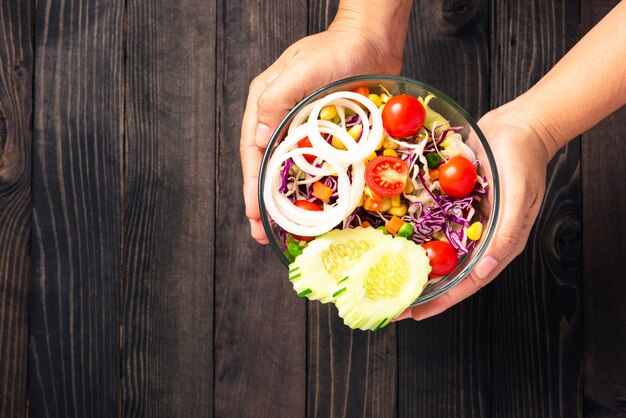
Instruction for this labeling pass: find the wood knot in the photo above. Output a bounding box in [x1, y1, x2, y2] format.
[544, 209, 582, 277]
[553, 216, 581, 266]
[439, 0, 480, 31]
[13, 62, 28, 81]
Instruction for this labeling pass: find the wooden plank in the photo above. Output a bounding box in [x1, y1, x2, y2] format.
[214, 0, 307, 417]
[398, 1, 491, 417]
[580, 0, 626, 414]
[0, 1, 32, 417]
[28, 1, 124, 417]
[121, 0, 216, 416]
[489, 1, 582, 417]
[305, 2, 397, 417]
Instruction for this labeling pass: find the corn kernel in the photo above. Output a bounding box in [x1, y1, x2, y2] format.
[320, 105, 338, 120]
[387, 203, 407, 217]
[379, 198, 392, 212]
[404, 181, 414, 193]
[382, 136, 398, 150]
[440, 139, 451, 149]
[391, 195, 401, 207]
[365, 152, 378, 163]
[378, 104, 385, 113]
[368, 93, 383, 108]
[348, 124, 362, 140]
[380, 93, 390, 103]
[467, 222, 483, 241]
[383, 148, 398, 157]
[331, 135, 346, 150]
[357, 194, 364, 207]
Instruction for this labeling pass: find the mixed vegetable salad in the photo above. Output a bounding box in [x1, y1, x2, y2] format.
[262, 85, 488, 331]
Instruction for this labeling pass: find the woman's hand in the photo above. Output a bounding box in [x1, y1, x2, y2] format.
[395, 100, 554, 321]
[240, 1, 413, 243]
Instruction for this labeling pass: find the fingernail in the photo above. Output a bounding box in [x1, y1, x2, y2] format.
[255, 123, 271, 147]
[391, 309, 412, 322]
[476, 256, 498, 279]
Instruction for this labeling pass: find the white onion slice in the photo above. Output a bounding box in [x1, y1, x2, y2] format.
[264, 147, 350, 236]
[264, 93, 382, 237]
[305, 92, 383, 165]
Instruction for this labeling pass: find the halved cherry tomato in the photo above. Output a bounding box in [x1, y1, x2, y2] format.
[382, 94, 426, 138]
[438, 156, 477, 198]
[422, 241, 458, 277]
[297, 136, 316, 164]
[291, 200, 323, 241]
[365, 156, 409, 197]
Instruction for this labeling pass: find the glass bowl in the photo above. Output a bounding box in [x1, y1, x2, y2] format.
[258, 74, 499, 307]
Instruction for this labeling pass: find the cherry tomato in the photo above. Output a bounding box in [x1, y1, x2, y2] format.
[291, 200, 323, 241]
[365, 156, 409, 198]
[297, 136, 316, 164]
[422, 241, 458, 277]
[382, 94, 426, 138]
[438, 156, 477, 198]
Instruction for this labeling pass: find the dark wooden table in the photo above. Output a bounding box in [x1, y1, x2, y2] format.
[1, 0, 625, 417]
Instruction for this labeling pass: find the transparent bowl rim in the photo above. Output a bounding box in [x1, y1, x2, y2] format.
[258, 74, 500, 306]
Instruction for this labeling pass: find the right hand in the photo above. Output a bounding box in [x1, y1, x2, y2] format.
[240, 23, 405, 243]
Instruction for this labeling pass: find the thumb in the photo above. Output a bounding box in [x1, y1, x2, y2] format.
[254, 62, 329, 148]
[474, 184, 536, 281]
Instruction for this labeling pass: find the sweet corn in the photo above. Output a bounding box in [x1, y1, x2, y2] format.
[380, 93, 390, 103]
[391, 195, 401, 207]
[378, 104, 385, 113]
[331, 135, 346, 150]
[320, 105, 338, 120]
[387, 203, 407, 217]
[348, 124, 362, 140]
[440, 139, 451, 149]
[357, 194, 364, 207]
[404, 180, 414, 193]
[368, 93, 383, 108]
[365, 152, 378, 163]
[467, 222, 483, 241]
[379, 198, 392, 212]
[382, 136, 398, 150]
[383, 148, 398, 157]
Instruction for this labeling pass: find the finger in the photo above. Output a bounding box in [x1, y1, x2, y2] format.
[241, 65, 286, 242]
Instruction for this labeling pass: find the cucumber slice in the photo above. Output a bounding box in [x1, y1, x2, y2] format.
[288, 227, 392, 303]
[334, 237, 431, 331]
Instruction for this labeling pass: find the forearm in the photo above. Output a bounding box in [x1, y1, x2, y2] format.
[331, 0, 414, 62]
[512, 0, 626, 159]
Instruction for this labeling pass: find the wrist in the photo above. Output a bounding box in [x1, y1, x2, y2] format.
[503, 92, 565, 161]
[330, 0, 413, 71]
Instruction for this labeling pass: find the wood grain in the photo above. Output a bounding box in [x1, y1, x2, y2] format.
[580, 1, 626, 415]
[306, 2, 397, 417]
[0, 1, 32, 417]
[28, 1, 124, 417]
[489, 1, 582, 417]
[214, 1, 307, 417]
[398, 1, 491, 417]
[121, 0, 216, 417]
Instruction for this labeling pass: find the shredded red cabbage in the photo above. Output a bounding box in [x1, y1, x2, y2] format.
[279, 158, 295, 193]
[423, 126, 463, 153]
